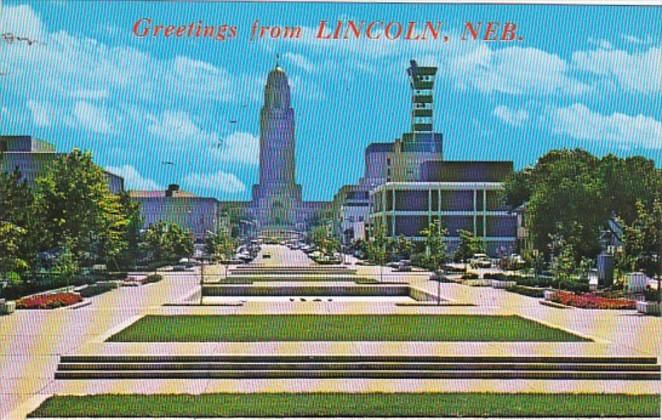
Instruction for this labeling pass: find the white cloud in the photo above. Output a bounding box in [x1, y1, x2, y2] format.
[27, 100, 52, 127]
[283, 52, 315, 72]
[216, 132, 259, 165]
[70, 100, 113, 134]
[551, 103, 662, 149]
[0, 4, 44, 40]
[105, 165, 162, 190]
[454, 47, 589, 95]
[621, 34, 653, 45]
[146, 110, 218, 144]
[588, 38, 613, 50]
[493, 105, 529, 126]
[183, 171, 246, 193]
[572, 46, 662, 94]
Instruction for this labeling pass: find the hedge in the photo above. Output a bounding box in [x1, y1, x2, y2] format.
[506, 285, 546, 298]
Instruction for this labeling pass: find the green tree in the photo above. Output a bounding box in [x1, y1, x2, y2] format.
[140, 221, 194, 262]
[420, 219, 448, 273]
[0, 168, 39, 270]
[0, 222, 29, 280]
[395, 235, 414, 260]
[310, 225, 340, 256]
[53, 240, 80, 287]
[620, 200, 661, 301]
[548, 232, 575, 288]
[206, 230, 236, 277]
[503, 149, 661, 264]
[34, 149, 130, 267]
[454, 229, 485, 263]
[367, 223, 389, 282]
[115, 193, 143, 270]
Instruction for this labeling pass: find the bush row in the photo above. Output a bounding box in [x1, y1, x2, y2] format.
[506, 285, 546, 298]
[482, 273, 590, 293]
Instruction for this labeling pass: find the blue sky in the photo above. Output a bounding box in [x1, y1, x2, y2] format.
[1, 1, 660, 201]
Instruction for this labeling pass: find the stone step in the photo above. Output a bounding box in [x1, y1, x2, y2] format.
[54, 369, 662, 380]
[57, 362, 661, 372]
[60, 355, 659, 364]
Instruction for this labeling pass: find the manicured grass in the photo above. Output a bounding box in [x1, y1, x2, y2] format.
[29, 393, 660, 417]
[107, 314, 589, 342]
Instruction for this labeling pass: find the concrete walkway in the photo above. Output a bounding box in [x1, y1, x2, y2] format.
[2, 245, 660, 419]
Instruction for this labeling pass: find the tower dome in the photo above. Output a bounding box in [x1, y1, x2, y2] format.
[264, 64, 291, 109]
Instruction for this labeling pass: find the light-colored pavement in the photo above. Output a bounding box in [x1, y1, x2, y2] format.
[0, 270, 200, 419]
[2, 245, 660, 419]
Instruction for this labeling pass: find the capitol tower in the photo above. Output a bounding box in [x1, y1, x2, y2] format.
[251, 63, 304, 235]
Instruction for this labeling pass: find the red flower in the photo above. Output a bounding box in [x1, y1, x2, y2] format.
[17, 293, 83, 310]
[551, 291, 635, 310]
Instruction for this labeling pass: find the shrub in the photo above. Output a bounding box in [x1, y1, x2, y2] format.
[461, 272, 479, 280]
[551, 291, 636, 310]
[463, 279, 491, 287]
[145, 274, 163, 283]
[506, 285, 545, 298]
[17, 292, 82, 309]
[643, 286, 659, 302]
[483, 272, 505, 280]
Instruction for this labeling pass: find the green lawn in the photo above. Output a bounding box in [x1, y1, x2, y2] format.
[29, 393, 659, 417]
[107, 315, 588, 342]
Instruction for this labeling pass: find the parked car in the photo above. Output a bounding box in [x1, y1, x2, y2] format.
[499, 254, 526, 270]
[396, 260, 412, 272]
[469, 253, 492, 269]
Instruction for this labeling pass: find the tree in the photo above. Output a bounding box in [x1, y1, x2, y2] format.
[454, 229, 485, 263]
[548, 232, 575, 289]
[140, 221, 194, 262]
[395, 235, 414, 260]
[0, 222, 29, 281]
[0, 168, 39, 270]
[115, 193, 143, 270]
[366, 223, 389, 282]
[34, 149, 130, 267]
[503, 149, 661, 264]
[621, 199, 662, 301]
[310, 225, 340, 256]
[206, 231, 236, 277]
[420, 219, 448, 273]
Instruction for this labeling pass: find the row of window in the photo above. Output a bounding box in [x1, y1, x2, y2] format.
[372, 189, 508, 212]
[376, 215, 517, 237]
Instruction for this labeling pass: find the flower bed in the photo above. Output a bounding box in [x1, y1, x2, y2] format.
[16, 292, 83, 310]
[550, 291, 635, 310]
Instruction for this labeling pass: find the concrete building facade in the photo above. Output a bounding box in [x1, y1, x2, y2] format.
[369, 161, 518, 255]
[130, 185, 221, 241]
[0, 135, 124, 194]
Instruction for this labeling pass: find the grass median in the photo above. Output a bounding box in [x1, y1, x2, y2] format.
[107, 314, 588, 342]
[29, 393, 659, 417]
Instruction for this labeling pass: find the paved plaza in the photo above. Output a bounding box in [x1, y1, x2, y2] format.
[2, 245, 660, 419]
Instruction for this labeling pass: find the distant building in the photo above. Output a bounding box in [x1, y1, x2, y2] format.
[332, 185, 370, 245]
[246, 63, 331, 239]
[369, 161, 518, 255]
[0, 135, 124, 194]
[129, 184, 220, 241]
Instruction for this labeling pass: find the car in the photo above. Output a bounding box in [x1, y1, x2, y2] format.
[262, 254, 271, 259]
[396, 259, 412, 272]
[469, 253, 492, 268]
